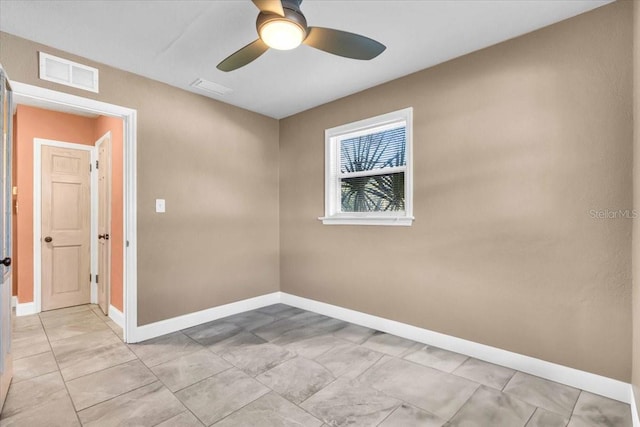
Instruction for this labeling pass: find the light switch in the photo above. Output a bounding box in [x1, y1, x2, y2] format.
[155, 199, 166, 213]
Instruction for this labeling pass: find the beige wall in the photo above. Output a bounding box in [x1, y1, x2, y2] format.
[0, 32, 281, 325]
[633, 0, 640, 415]
[280, 1, 633, 381]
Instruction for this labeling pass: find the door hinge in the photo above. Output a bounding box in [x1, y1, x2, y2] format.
[96, 274, 99, 284]
[90, 273, 92, 283]
[89, 162, 92, 172]
[96, 160, 99, 169]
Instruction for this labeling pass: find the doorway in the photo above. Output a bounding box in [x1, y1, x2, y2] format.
[11, 82, 137, 342]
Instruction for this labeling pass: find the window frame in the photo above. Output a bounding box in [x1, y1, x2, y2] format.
[320, 107, 414, 226]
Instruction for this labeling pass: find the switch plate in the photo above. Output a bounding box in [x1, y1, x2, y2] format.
[155, 199, 166, 213]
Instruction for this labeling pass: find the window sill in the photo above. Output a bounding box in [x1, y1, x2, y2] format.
[318, 216, 414, 226]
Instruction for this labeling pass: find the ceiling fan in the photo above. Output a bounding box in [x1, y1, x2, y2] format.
[217, 0, 386, 72]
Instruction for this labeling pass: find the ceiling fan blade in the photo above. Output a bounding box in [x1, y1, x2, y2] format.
[251, 0, 285, 17]
[217, 39, 269, 72]
[303, 27, 386, 60]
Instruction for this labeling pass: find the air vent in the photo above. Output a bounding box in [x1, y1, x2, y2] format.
[190, 78, 233, 96]
[39, 52, 99, 93]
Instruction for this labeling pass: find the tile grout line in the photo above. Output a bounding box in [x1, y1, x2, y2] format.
[36, 310, 84, 426]
[10, 303, 630, 426]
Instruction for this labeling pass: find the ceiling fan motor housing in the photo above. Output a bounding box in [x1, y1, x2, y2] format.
[256, 4, 308, 38]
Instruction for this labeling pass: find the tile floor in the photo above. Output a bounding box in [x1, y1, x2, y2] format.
[0, 303, 633, 426]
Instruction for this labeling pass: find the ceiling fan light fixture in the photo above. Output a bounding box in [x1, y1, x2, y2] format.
[259, 19, 305, 50]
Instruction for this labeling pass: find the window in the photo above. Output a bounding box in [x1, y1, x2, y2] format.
[320, 107, 413, 226]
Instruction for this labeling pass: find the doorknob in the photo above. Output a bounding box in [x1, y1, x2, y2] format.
[0, 258, 10, 267]
[98, 234, 110, 240]
[44, 236, 53, 243]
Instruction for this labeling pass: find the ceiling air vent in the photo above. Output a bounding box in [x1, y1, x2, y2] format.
[39, 52, 99, 93]
[190, 78, 233, 96]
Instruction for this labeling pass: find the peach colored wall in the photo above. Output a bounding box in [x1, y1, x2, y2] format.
[15, 106, 125, 312]
[93, 116, 123, 311]
[15, 105, 95, 303]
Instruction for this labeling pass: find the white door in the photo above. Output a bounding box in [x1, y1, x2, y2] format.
[96, 132, 111, 315]
[0, 67, 14, 412]
[41, 145, 91, 311]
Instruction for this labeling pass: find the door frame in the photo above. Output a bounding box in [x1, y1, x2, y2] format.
[33, 138, 97, 311]
[12, 81, 137, 343]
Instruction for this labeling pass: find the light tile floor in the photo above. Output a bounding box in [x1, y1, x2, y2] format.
[0, 303, 633, 426]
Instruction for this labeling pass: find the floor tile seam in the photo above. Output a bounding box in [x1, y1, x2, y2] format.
[70, 373, 159, 412]
[441, 382, 482, 423]
[501, 387, 572, 420]
[164, 364, 235, 394]
[0, 386, 78, 424]
[43, 323, 114, 343]
[41, 308, 106, 325]
[148, 410, 197, 427]
[446, 363, 515, 390]
[351, 354, 394, 383]
[172, 365, 251, 398]
[290, 394, 333, 426]
[73, 379, 169, 416]
[11, 360, 59, 385]
[293, 375, 343, 407]
[305, 335, 363, 361]
[39, 316, 104, 330]
[177, 329, 206, 347]
[129, 338, 205, 369]
[499, 365, 519, 391]
[200, 387, 268, 427]
[63, 357, 158, 388]
[37, 313, 84, 426]
[372, 402, 404, 427]
[568, 389, 584, 420]
[56, 339, 137, 373]
[308, 352, 346, 376]
[228, 350, 306, 380]
[200, 386, 272, 427]
[11, 348, 51, 362]
[135, 347, 205, 369]
[41, 319, 109, 333]
[522, 407, 539, 427]
[45, 326, 121, 351]
[312, 346, 385, 378]
[394, 352, 461, 378]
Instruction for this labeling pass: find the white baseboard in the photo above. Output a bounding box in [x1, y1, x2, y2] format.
[15, 301, 37, 316]
[122, 290, 630, 404]
[11, 296, 17, 309]
[280, 292, 630, 404]
[632, 385, 640, 427]
[128, 292, 281, 343]
[108, 305, 125, 329]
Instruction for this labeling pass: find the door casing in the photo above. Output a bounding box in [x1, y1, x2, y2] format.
[12, 82, 137, 343]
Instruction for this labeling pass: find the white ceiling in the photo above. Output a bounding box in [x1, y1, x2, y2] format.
[0, 0, 611, 119]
